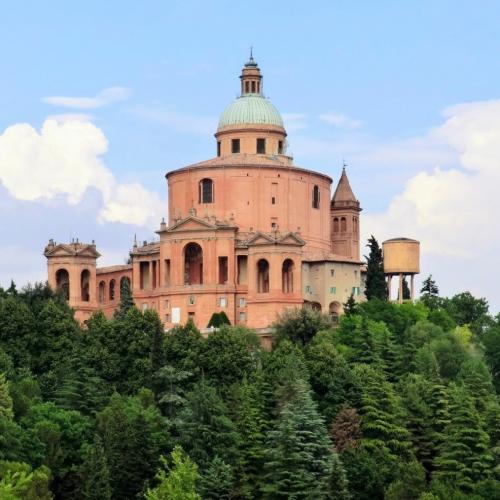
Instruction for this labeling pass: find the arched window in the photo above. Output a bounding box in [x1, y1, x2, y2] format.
[353, 217, 358, 233]
[55, 269, 70, 300]
[329, 301, 342, 324]
[333, 217, 339, 233]
[81, 270, 90, 302]
[98, 281, 106, 304]
[282, 259, 294, 293]
[109, 279, 116, 301]
[312, 185, 320, 209]
[257, 259, 269, 293]
[341, 217, 347, 232]
[199, 178, 213, 204]
[120, 276, 131, 298]
[184, 243, 203, 285]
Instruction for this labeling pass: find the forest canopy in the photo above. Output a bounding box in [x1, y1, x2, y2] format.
[0, 280, 499, 499]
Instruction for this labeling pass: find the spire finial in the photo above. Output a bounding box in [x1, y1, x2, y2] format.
[342, 158, 348, 171]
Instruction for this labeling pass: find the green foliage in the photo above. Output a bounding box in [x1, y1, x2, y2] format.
[274, 307, 331, 346]
[207, 311, 231, 328]
[343, 293, 358, 316]
[443, 291, 490, 334]
[364, 235, 387, 301]
[0, 461, 52, 500]
[145, 446, 201, 500]
[114, 277, 135, 319]
[261, 379, 333, 499]
[198, 457, 233, 499]
[81, 435, 111, 500]
[0, 373, 14, 420]
[483, 324, 500, 391]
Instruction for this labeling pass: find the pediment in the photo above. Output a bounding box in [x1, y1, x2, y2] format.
[245, 232, 276, 246]
[277, 232, 306, 246]
[167, 216, 217, 232]
[44, 243, 100, 258]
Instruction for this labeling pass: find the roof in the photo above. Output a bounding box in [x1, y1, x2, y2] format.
[166, 154, 333, 183]
[383, 237, 420, 243]
[44, 241, 100, 259]
[96, 264, 132, 274]
[218, 95, 284, 129]
[332, 168, 358, 204]
[302, 251, 364, 265]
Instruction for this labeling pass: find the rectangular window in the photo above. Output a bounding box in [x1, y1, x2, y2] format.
[172, 307, 181, 324]
[330, 287, 336, 294]
[257, 138, 266, 154]
[278, 140, 283, 154]
[218, 256, 228, 285]
[188, 312, 195, 321]
[231, 139, 240, 154]
[271, 182, 277, 205]
[165, 313, 170, 323]
[164, 300, 170, 308]
[217, 141, 221, 157]
[352, 287, 360, 296]
[239, 312, 246, 323]
[140, 261, 150, 290]
[239, 297, 246, 307]
[305, 285, 312, 294]
[354, 270, 358, 278]
[219, 297, 227, 307]
[152, 260, 157, 289]
[330, 269, 335, 277]
[165, 259, 171, 286]
[141, 303, 148, 311]
[237, 256, 248, 285]
[271, 196, 276, 204]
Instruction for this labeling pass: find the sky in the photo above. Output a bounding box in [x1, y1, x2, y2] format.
[1, 1, 500, 311]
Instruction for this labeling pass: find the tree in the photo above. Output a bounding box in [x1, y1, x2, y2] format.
[443, 291, 490, 334]
[482, 324, 500, 391]
[433, 384, 493, 491]
[420, 275, 439, 297]
[343, 294, 358, 316]
[329, 406, 362, 453]
[145, 446, 201, 500]
[274, 307, 331, 346]
[399, 277, 411, 301]
[0, 373, 14, 420]
[261, 379, 333, 499]
[0, 461, 52, 500]
[364, 236, 387, 301]
[330, 452, 351, 500]
[114, 278, 135, 319]
[198, 457, 233, 499]
[81, 435, 111, 500]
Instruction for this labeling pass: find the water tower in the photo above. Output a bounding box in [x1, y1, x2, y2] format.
[382, 238, 420, 303]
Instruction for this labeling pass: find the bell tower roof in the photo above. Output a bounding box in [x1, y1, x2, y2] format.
[331, 167, 361, 210]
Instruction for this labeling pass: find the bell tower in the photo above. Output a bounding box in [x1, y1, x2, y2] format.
[331, 168, 362, 260]
[44, 239, 100, 322]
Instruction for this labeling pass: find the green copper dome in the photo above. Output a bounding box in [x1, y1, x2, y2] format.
[218, 95, 284, 129]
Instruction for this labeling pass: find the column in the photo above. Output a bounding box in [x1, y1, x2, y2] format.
[398, 273, 403, 304]
[387, 275, 392, 301]
[411, 274, 415, 301]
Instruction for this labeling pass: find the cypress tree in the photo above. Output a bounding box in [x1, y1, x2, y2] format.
[114, 278, 134, 319]
[261, 379, 333, 499]
[343, 294, 358, 316]
[364, 236, 387, 301]
[82, 434, 112, 500]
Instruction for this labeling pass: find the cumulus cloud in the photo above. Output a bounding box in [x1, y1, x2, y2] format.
[0, 119, 164, 228]
[363, 99, 500, 308]
[320, 113, 362, 129]
[42, 86, 131, 109]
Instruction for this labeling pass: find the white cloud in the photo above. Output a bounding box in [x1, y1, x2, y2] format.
[42, 86, 131, 109]
[130, 107, 216, 135]
[47, 113, 93, 123]
[0, 118, 164, 228]
[320, 113, 363, 129]
[363, 99, 500, 309]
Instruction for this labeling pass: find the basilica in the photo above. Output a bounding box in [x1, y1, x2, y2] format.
[44, 55, 367, 337]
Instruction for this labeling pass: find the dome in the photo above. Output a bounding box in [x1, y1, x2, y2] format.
[218, 95, 284, 129]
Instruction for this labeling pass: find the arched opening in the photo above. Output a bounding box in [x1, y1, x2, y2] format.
[333, 217, 339, 233]
[98, 281, 106, 304]
[55, 269, 70, 300]
[109, 279, 116, 301]
[120, 276, 131, 298]
[257, 259, 270, 293]
[312, 185, 320, 209]
[304, 301, 321, 312]
[199, 178, 213, 204]
[341, 217, 347, 232]
[329, 301, 342, 324]
[184, 243, 203, 285]
[81, 270, 90, 302]
[353, 217, 358, 233]
[282, 259, 294, 293]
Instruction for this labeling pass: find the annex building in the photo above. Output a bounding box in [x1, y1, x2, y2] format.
[44, 55, 391, 336]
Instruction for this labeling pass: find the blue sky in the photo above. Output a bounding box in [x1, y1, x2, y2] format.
[1, 1, 500, 310]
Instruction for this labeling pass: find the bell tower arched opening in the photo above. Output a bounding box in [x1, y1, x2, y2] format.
[81, 269, 90, 302]
[257, 259, 270, 293]
[282, 259, 294, 293]
[56, 269, 70, 300]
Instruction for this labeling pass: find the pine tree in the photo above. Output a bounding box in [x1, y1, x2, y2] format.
[343, 294, 358, 316]
[82, 434, 112, 500]
[0, 373, 14, 420]
[364, 236, 387, 301]
[198, 457, 234, 499]
[145, 446, 201, 500]
[6, 280, 17, 296]
[330, 451, 351, 499]
[329, 405, 362, 453]
[420, 275, 439, 297]
[433, 384, 493, 491]
[261, 379, 333, 499]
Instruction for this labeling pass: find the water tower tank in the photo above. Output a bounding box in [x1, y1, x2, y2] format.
[382, 238, 420, 275]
